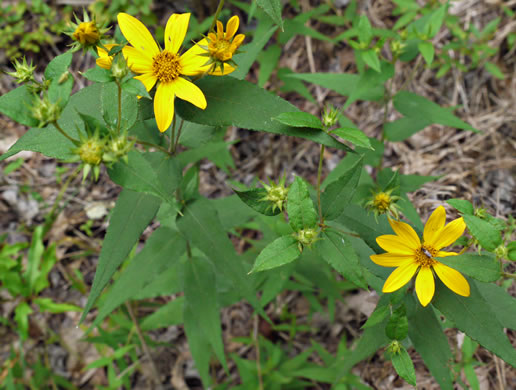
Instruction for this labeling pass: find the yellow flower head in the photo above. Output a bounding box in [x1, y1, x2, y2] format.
[370, 206, 470, 307]
[73, 21, 100, 45]
[208, 16, 245, 62]
[117, 12, 209, 132]
[373, 192, 393, 212]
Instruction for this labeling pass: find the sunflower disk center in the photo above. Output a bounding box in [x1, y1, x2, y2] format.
[415, 245, 437, 267]
[152, 51, 181, 83]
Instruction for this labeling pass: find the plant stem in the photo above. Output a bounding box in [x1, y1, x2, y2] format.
[128, 137, 171, 155]
[502, 272, 516, 280]
[398, 55, 422, 92]
[253, 315, 264, 390]
[116, 80, 122, 135]
[209, 0, 225, 32]
[53, 121, 79, 144]
[125, 302, 162, 387]
[169, 114, 177, 153]
[317, 144, 325, 224]
[173, 118, 185, 155]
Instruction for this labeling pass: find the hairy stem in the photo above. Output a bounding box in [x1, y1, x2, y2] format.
[209, 0, 225, 32]
[173, 118, 185, 155]
[53, 121, 79, 144]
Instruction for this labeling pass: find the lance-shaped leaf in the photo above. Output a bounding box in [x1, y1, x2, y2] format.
[184, 257, 227, 386]
[80, 190, 161, 322]
[476, 282, 516, 330]
[287, 177, 318, 231]
[0, 84, 39, 127]
[256, 0, 283, 30]
[321, 156, 363, 220]
[176, 77, 351, 151]
[433, 279, 516, 368]
[405, 295, 454, 390]
[316, 230, 367, 289]
[89, 227, 185, 330]
[273, 111, 322, 129]
[250, 235, 300, 273]
[176, 198, 266, 317]
[391, 346, 417, 386]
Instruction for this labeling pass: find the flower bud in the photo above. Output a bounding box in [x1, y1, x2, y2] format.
[73, 21, 100, 45]
[365, 189, 401, 220]
[32, 95, 61, 127]
[110, 55, 130, 80]
[103, 134, 134, 164]
[78, 138, 104, 166]
[322, 105, 340, 129]
[295, 228, 319, 248]
[260, 176, 289, 212]
[6, 57, 36, 84]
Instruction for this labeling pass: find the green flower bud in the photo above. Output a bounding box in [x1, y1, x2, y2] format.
[260, 176, 289, 212]
[322, 104, 340, 129]
[388, 340, 402, 354]
[494, 244, 508, 260]
[103, 134, 134, 164]
[32, 95, 61, 127]
[296, 228, 318, 248]
[110, 55, 130, 80]
[78, 138, 104, 166]
[6, 57, 36, 84]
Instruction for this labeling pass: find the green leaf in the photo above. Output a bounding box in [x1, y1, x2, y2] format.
[287, 177, 318, 231]
[316, 231, 367, 289]
[25, 226, 44, 295]
[446, 199, 474, 215]
[484, 62, 505, 79]
[250, 235, 300, 273]
[286, 72, 384, 102]
[122, 78, 151, 99]
[321, 157, 363, 220]
[384, 115, 432, 141]
[476, 282, 516, 330]
[44, 52, 73, 80]
[108, 151, 180, 203]
[437, 253, 500, 282]
[331, 127, 373, 149]
[83, 66, 114, 83]
[361, 49, 381, 72]
[80, 189, 161, 323]
[418, 41, 435, 65]
[0, 85, 39, 127]
[508, 241, 516, 261]
[141, 297, 184, 331]
[101, 82, 138, 131]
[463, 214, 502, 251]
[357, 15, 373, 44]
[433, 280, 516, 368]
[33, 298, 81, 313]
[386, 305, 408, 340]
[393, 91, 479, 133]
[176, 77, 350, 151]
[177, 198, 265, 315]
[256, 0, 283, 29]
[343, 62, 394, 109]
[273, 111, 322, 129]
[234, 188, 282, 216]
[90, 227, 186, 329]
[257, 44, 282, 87]
[14, 302, 33, 340]
[405, 295, 454, 390]
[391, 347, 417, 386]
[400, 173, 439, 192]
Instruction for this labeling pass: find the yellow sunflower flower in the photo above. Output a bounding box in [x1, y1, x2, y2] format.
[370, 206, 470, 307]
[208, 16, 245, 62]
[117, 13, 207, 133]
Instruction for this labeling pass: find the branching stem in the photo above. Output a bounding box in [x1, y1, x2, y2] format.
[317, 144, 325, 224]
